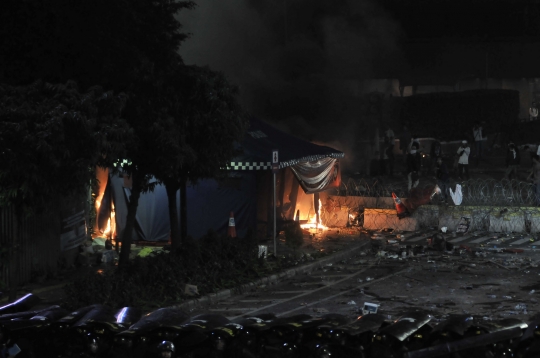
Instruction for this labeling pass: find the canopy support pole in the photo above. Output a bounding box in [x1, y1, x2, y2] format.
[273, 171, 277, 256]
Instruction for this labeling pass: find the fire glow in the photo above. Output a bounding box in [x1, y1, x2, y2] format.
[94, 192, 116, 239]
[300, 199, 328, 231]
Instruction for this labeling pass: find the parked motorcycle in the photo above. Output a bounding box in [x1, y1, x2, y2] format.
[369, 311, 432, 358]
[113, 307, 189, 358]
[0, 305, 69, 358]
[0, 294, 41, 316]
[67, 304, 141, 357]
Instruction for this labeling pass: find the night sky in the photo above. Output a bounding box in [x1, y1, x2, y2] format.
[178, 0, 540, 164]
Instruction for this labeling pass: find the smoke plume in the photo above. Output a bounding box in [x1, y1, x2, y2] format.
[177, 0, 402, 171]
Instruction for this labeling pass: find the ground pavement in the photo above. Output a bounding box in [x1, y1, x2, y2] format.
[178, 227, 540, 322]
[6, 223, 540, 322]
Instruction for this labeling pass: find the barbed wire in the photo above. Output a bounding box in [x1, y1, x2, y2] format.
[321, 177, 540, 234]
[331, 177, 538, 207]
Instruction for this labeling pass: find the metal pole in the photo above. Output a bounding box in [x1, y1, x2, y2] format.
[273, 171, 277, 256]
[109, 175, 113, 243]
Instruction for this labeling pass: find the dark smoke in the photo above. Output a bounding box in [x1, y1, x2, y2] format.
[177, 0, 402, 171]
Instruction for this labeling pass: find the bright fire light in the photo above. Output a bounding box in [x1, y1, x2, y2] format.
[300, 199, 328, 231]
[94, 192, 116, 239]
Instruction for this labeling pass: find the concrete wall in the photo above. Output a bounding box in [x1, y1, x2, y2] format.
[364, 208, 418, 232]
[324, 193, 540, 234]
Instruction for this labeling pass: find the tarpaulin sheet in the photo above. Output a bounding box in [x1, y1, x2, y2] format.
[104, 173, 257, 242]
[289, 157, 341, 194]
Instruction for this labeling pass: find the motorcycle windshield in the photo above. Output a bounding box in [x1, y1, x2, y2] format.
[114, 307, 142, 327]
[182, 314, 231, 330]
[0, 294, 41, 315]
[430, 314, 474, 337]
[54, 305, 100, 326]
[122, 308, 189, 335]
[30, 306, 69, 322]
[72, 305, 116, 328]
[378, 311, 432, 341]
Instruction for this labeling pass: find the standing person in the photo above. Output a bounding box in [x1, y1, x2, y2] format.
[384, 123, 395, 144]
[435, 157, 450, 204]
[504, 142, 521, 180]
[472, 121, 483, 165]
[456, 140, 471, 181]
[408, 135, 422, 172]
[399, 125, 411, 164]
[430, 137, 443, 174]
[523, 144, 537, 168]
[530, 102, 538, 121]
[532, 155, 540, 206]
[383, 137, 395, 176]
[406, 146, 421, 191]
[408, 135, 421, 154]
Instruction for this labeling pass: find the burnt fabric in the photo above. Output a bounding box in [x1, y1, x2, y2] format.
[290, 157, 341, 194]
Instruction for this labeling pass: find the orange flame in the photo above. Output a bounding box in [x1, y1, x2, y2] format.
[300, 199, 328, 231]
[94, 193, 116, 239]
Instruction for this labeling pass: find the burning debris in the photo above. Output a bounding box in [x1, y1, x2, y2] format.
[299, 199, 328, 231]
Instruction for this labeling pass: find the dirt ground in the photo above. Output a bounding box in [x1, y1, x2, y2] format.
[352, 248, 540, 322]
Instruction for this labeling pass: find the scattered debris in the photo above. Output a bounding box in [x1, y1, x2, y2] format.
[184, 284, 199, 296]
[504, 248, 524, 254]
[456, 217, 471, 234]
[487, 260, 510, 270]
[362, 302, 379, 315]
[313, 307, 329, 313]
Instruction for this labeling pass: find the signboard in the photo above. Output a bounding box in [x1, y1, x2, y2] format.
[272, 150, 279, 173]
[60, 210, 87, 251]
[272, 150, 279, 164]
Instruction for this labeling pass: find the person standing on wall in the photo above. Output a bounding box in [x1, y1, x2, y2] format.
[504, 142, 521, 180]
[472, 121, 483, 166]
[430, 137, 443, 174]
[522, 144, 537, 168]
[406, 143, 421, 191]
[399, 125, 411, 164]
[383, 136, 395, 177]
[530, 102, 538, 121]
[435, 157, 450, 204]
[383, 124, 395, 176]
[408, 134, 421, 154]
[532, 155, 540, 206]
[456, 140, 471, 181]
[384, 123, 395, 144]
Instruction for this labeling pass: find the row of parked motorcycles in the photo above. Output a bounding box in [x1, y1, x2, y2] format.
[2, 293, 540, 357]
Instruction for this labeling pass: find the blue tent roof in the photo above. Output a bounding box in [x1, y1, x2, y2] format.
[227, 117, 344, 170]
